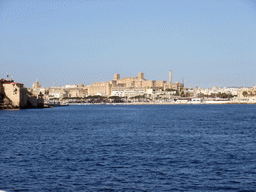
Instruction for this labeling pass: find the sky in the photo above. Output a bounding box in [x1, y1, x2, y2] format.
[0, 0, 256, 88]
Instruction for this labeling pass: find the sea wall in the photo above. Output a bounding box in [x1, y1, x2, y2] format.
[27, 96, 38, 108]
[3, 84, 21, 108]
[0, 81, 4, 96]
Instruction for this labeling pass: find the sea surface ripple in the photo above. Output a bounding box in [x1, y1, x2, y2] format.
[1, 105, 256, 191]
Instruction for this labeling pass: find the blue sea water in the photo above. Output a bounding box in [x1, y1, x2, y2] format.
[0, 105, 256, 191]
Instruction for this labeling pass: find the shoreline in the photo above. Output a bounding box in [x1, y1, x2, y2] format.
[2, 102, 255, 110]
[68, 101, 256, 105]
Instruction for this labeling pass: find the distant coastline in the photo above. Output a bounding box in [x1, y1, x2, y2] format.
[68, 101, 256, 105]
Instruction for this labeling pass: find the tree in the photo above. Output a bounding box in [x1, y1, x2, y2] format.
[108, 96, 123, 103]
[181, 91, 185, 97]
[186, 92, 191, 97]
[165, 89, 176, 92]
[242, 91, 248, 97]
[197, 93, 204, 98]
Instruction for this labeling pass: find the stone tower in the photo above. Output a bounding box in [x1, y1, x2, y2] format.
[138, 73, 144, 80]
[114, 74, 120, 80]
[169, 70, 172, 84]
[32, 80, 41, 89]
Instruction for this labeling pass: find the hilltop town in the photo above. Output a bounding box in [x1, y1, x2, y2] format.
[1, 70, 256, 109]
[27, 71, 256, 105]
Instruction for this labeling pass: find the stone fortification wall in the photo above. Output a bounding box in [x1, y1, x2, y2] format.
[27, 96, 38, 108]
[91, 82, 108, 86]
[3, 83, 20, 107]
[0, 81, 4, 95]
[155, 81, 166, 88]
[20, 88, 28, 108]
[116, 78, 136, 85]
[141, 80, 155, 87]
[3, 83, 27, 108]
[88, 83, 111, 96]
[134, 81, 142, 87]
[37, 98, 44, 108]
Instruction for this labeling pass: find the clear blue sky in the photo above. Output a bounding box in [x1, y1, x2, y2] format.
[1, 0, 256, 88]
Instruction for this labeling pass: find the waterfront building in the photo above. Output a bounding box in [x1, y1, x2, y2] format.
[33, 82, 87, 99]
[2, 79, 27, 108]
[0, 79, 44, 109]
[111, 90, 146, 98]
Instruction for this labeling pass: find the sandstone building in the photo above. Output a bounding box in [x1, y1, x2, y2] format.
[0, 79, 44, 109]
[31, 80, 41, 89]
[87, 71, 184, 96]
[33, 71, 184, 99]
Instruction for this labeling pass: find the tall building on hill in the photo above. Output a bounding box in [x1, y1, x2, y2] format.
[32, 80, 41, 89]
[169, 70, 172, 84]
[87, 71, 184, 96]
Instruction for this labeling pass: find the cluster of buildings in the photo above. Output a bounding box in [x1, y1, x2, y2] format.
[87, 71, 184, 97]
[31, 80, 87, 99]
[2, 70, 255, 109]
[31, 71, 185, 100]
[27, 70, 256, 104]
